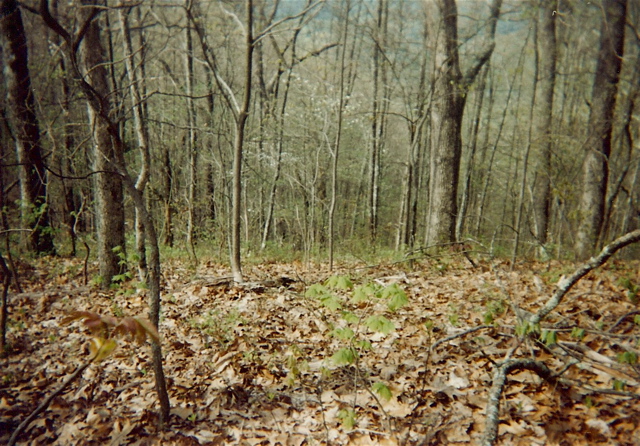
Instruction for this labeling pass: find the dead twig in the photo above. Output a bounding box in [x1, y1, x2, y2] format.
[8, 353, 97, 446]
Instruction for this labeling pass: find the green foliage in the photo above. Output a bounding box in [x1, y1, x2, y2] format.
[384, 284, 409, 312]
[189, 309, 245, 349]
[424, 318, 434, 331]
[618, 277, 639, 304]
[616, 351, 637, 365]
[364, 315, 394, 334]
[372, 381, 392, 401]
[540, 330, 557, 346]
[331, 326, 355, 341]
[584, 396, 595, 408]
[337, 408, 357, 429]
[612, 379, 626, 391]
[305, 283, 330, 298]
[352, 284, 379, 303]
[332, 347, 358, 366]
[325, 275, 354, 290]
[285, 344, 309, 385]
[483, 298, 506, 325]
[571, 327, 586, 340]
[634, 315, 640, 326]
[305, 276, 408, 415]
[447, 305, 460, 327]
[515, 321, 540, 337]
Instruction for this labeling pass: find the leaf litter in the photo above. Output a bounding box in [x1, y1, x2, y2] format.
[1, 256, 639, 445]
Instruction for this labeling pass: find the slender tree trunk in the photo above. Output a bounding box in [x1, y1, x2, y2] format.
[162, 146, 174, 247]
[230, 0, 254, 283]
[457, 65, 488, 241]
[119, 6, 150, 281]
[260, 19, 304, 250]
[575, 0, 626, 260]
[368, 0, 388, 245]
[0, 0, 55, 255]
[512, 25, 539, 267]
[184, 12, 198, 262]
[78, 1, 126, 286]
[328, 0, 350, 270]
[532, 0, 557, 250]
[475, 48, 523, 237]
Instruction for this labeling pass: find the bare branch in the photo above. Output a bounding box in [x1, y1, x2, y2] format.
[530, 229, 640, 325]
[254, 0, 323, 45]
[482, 359, 556, 446]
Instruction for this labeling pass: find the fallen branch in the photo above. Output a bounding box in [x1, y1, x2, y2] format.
[529, 229, 640, 326]
[481, 359, 556, 446]
[8, 353, 97, 446]
[430, 325, 493, 351]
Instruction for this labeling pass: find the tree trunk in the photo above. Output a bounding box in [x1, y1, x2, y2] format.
[368, 0, 388, 245]
[78, 2, 126, 286]
[0, 0, 55, 255]
[119, 6, 150, 281]
[162, 146, 174, 247]
[575, 0, 626, 260]
[532, 0, 557, 249]
[41, 0, 170, 423]
[184, 12, 198, 263]
[426, 0, 501, 246]
[511, 25, 538, 267]
[328, 0, 351, 270]
[457, 65, 488, 241]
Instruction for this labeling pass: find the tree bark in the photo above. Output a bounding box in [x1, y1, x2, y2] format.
[0, 0, 55, 255]
[40, 0, 170, 423]
[531, 0, 557, 249]
[426, 0, 501, 246]
[184, 9, 198, 263]
[328, 0, 351, 270]
[77, 1, 126, 286]
[575, 0, 627, 260]
[119, 6, 150, 281]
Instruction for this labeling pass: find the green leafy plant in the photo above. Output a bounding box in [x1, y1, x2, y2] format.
[483, 298, 506, 324]
[515, 320, 540, 337]
[616, 351, 638, 365]
[189, 309, 245, 349]
[337, 408, 357, 429]
[540, 329, 557, 346]
[612, 379, 626, 391]
[571, 327, 586, 340]
[307, 275, 410, 422]
[372, 381, 392, 401]
[618, 277, 639, 304]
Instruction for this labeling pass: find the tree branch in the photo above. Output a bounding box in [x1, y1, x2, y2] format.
[530, 229, 640, 326]
[482, 359, 556, 446]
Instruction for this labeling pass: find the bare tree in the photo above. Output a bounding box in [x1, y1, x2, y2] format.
[425, 0, 501, 246]
[532, 0, 557, 251]
[119, 6, 151, 281]
[40, 0, 170, 423]
[75, 1, 126, 286]
[0, 0, 55, 255]
[575, 0, 627, 260]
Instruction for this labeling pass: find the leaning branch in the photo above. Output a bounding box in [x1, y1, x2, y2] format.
[530, 229, 640, 326]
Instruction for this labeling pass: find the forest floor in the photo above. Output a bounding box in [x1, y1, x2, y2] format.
[1, 253, 640, 445]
